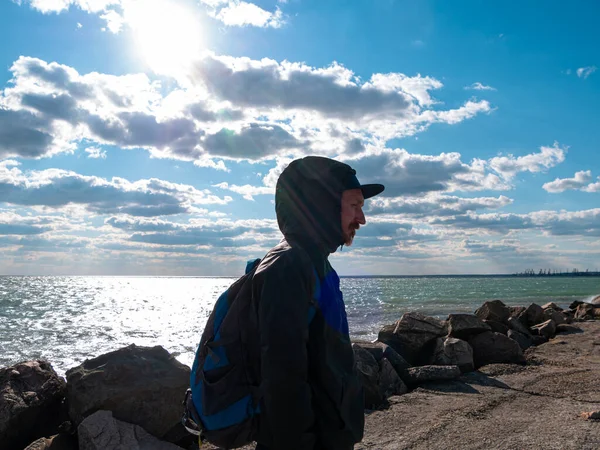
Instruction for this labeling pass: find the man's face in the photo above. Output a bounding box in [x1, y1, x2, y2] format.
[341, 189, 366, 246]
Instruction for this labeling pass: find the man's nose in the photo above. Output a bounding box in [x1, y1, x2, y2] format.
[357, 208, 366, 225]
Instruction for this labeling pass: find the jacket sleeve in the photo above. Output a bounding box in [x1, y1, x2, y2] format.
[257, 256, 316, 450]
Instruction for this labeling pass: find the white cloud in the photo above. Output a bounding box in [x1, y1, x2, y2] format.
[85, 146, 107, 159]
[213, 182, 273, 201]
[100, 8, 124, 33]
[576, 66, 597, 79]
[0, 161, 231, 216]
[489, 142, 567, 180]
[368, 194, 513, 217]
[212, 1, 284, 28]
[543, 170, 600, 193]
[2, 55, 492, 164]
[465, 82, 496, 91]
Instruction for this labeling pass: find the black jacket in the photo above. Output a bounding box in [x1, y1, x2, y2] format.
[252, 157, 365, 450]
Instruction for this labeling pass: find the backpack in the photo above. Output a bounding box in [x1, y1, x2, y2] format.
[182, 257, 318, 449]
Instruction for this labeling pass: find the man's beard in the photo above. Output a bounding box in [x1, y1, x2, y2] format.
[344, 224, 359, 246]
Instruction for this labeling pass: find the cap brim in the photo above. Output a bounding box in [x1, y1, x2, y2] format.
[360, 183, 385, 199]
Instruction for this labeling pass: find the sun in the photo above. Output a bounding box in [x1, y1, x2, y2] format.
[126, 0, 204, 77]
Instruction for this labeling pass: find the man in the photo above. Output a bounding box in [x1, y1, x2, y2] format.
[252, 156, 385, 450]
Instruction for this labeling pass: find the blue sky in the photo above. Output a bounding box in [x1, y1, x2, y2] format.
[0, 0, 598, 276]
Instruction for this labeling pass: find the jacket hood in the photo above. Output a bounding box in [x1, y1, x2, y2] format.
[275, 156, 383, 255]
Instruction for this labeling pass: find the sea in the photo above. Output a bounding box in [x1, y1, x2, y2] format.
[1, 275, 598, 377]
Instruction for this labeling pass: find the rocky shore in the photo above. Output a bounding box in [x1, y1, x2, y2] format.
[1, 298, 599, 450]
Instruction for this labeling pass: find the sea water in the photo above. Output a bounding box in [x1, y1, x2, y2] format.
[1, 275, 598, 376]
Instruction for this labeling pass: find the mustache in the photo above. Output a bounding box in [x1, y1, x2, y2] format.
[350, 223, 360, 231]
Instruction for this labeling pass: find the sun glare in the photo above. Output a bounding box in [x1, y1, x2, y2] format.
[126, 0, 204, 77]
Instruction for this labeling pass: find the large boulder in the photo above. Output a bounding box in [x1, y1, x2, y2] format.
[507, 317, 531, 336]
[447, 314, 491, 340]
[377, 312, 447, 365]
[78, 410, 181, 450]
[508, 306, 526, 319]
[65, 344, 190, 440]
[468, 332, 526, 368]
[404, 365, 461, 385]
[507, 330, 533, 351]
[352, 344, 384, 409]
[542, 302, 562, 311]
[518, 303, 545, 327]
[591, 295, 600, 306]
[575, 303, 596, 320]
[378, 358, 407, 398]
[543, 308, 568, 325]
[475, 300, 510, 324]
[483, 320, 509, 335]
[430, 337, 474, 373]
[0, 360, 67, 450]
[530, 319, 557, 339]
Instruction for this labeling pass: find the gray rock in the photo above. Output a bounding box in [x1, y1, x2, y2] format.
[0, 360, 66, 450]
[430, 337, 474, 373]
[65, 344, 190, 440]
[352, 341, 385, 361]
[556, 324, 583, 334]
[530, 319, 557, 339]
[483, 320, 509, 335]
[468, 331, 526, 368]
[404, 365, 461, 384]
[507, 330, 533, 351]
[591, 295, 600, 306]
[475, 300, 510, 324]
[352, 344, 384, 409]
[507, 316, 532, 336]
[378, 358, 407, 398]
[508, 306, 526, 319]
[543, 309, 568, 325]
[377, 312, 446, 365]
[569, 300, 585, 310]
[447, 314, 491, 340]
[575, 303, 595, 320]
[542, 302, 562, 311]
[78, 410, 181, 450]
[518, 303, 545, 327]
[531, 335, 549, 346]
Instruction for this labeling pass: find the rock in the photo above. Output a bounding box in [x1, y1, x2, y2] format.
[475, 300, 510, 324]
[430, 337, 474, 373]
[574, 303, 595, 320]
[483, 320, 509, 335]
[379, 343, 412, 377]
[65, 344, 190, 441]
[24, 434, 77, 450]
[377, 312, 447, 365]
[507, 317, 531, 336]
[530, 319, 557, 339]
[508, 306, 526, 319]
[569, 300, 585, 310]
[378, 358, 407, 398]
[580, 410, 600, 420]
[404, 365, 461, 385]
[352, 344, 384, 409]
[556, 324, 583, 334]
[543, 309, 568, 325]
[352, 341, 385, 361]
[531, 335, 549, 346]
[542, 302, 562, 311]
[468, 332, 526, 368]
[518, 303, 545, 327]
[0, 360, 67, 450]
[507, 330, 533, 351]
[591, 295, 600, 306]
[447, 314, 491, 340]
[78, 410, 181, 450]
